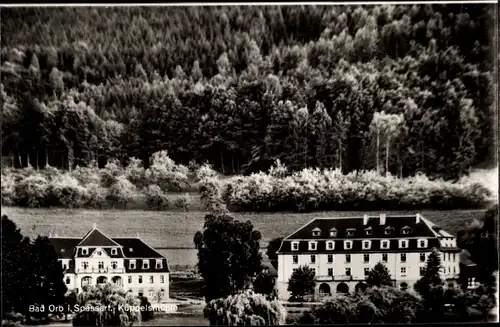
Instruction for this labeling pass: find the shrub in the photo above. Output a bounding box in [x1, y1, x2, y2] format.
[145, 151, 189, 191]
[204, 289, 287, 325]
[100, 159, 124, 188]
[1, 173, 16, 205]
[125, 157, 146, 187]
[144, 184, 169, 210]
[85, 183, 107, 208]
[48, 174, 89, 208]
[174, 193, 191, 211]
[71, 165, 101, 186]
[108, 176, 137, 209]
[14, 174, 50, 207]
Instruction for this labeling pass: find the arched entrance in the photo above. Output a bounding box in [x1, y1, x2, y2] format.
[81, 276, 93, 288]
[355, 282, 368, 293]
[400, 282, 408, 291]
[112, 276, 123, 286]
[318, 283, 331, 296]
[97, 276, 108, 284]
[336, 282, 349, 294]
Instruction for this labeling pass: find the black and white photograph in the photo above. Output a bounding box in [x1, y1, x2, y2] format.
[1, 2, 499, 326]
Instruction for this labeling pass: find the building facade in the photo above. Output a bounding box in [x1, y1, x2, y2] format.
[276, 214, 461, 300]
[49, 224, 170, 302]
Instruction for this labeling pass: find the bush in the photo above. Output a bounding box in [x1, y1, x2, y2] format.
[108, 176, 137, 209]
[14, 174, 50, 207]
[1, 173, 16, 205]
[48, 174, 89, 208]
[125, 157, 146, 187]
[145, 151, 189, 191]
[71, 165, 101, 186]
[174, 193, 191, 211]
[100, 159, 124, 188]
[85, 183, 107, 208]
[144, 184, 169, 210]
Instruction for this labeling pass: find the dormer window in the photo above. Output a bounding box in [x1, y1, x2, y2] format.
[156, 260, 163, 269]
[308, 241, 317, 251]
[346, 229, 356, 237]
[362, 240, 371, 250]
[330, 228, 337, 237]
[401, 226, 412, 235]
[312, 227, 321, 237]
[326, 241, 335, 250]
[399, 239, 409, 249]
[82, 248, 88, 255]
[381, 240, 390, 249]
[291, 242, 299, 251]
[129, 260, 136, 269]
[143, 261, 149, 269]
[365, 227, 373, 236]
[384, 226, 394, 235]
[344, 241, 353, 250]
[96, 251, 102, 256]
[111, 248, 118, 255]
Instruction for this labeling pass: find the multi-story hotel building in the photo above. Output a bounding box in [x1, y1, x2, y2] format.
[49, 224, 170, 302]
[276, 213, 461, 300]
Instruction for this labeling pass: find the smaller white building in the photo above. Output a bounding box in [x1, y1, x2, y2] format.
[49, 224, 170, 302]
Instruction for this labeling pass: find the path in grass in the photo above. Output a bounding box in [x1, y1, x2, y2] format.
[2, 207, 486, 268]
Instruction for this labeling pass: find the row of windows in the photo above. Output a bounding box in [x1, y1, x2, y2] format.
[79, 260, 163, 270]
[312, 225, 415, 237]
[81, 248, 119, 255]
[292, 266, 456, 277]
[294, 239, 429, 251]
[291, 252, 444, 264]
[130, 275, 165, 284]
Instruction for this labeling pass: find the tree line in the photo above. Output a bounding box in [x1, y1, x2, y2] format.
[1, 4, 496, 180]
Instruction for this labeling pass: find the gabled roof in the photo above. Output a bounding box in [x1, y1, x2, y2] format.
[49, 237, 80, 259]
[113, 238, 164, 258]
[77, 228, 121, 247]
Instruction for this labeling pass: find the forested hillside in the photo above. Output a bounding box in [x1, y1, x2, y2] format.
[1, 5, 496, 180]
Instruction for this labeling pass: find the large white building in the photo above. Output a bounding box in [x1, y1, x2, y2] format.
[49, 224, 170, 302]
[276, 213, 461, 300]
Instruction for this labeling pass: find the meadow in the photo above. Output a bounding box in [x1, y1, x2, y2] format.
[2, 206, 486, 269]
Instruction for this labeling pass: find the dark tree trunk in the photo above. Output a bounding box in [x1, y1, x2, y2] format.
[220, 152, 225, 174]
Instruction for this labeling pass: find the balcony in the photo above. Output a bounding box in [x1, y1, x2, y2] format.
[76, 268, 126, 274]
[335, 275, 353, 281]
[316, 275, 334, 282]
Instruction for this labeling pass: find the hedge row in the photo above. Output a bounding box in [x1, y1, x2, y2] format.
[220, 167, 492, 212]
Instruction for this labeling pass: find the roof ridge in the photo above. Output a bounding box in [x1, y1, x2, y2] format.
[77, 227, 122, 247]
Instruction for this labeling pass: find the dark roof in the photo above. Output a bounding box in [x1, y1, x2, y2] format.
[123, 258, 170, 273]
[459, 249, 477, 266]
[77, 228, 121, 247]
[49, 238, 80, 259]
[113, 238, 164, 258]
[286, 215, 436, 240]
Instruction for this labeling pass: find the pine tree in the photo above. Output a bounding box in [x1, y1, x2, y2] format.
[366, 262, 393, 287]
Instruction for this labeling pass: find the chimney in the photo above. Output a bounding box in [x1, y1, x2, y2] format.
[380, 214, 386, 226]
[93, 222, 97, 229]
[363, 214, 369, 226]
[416, 213, 422, 224]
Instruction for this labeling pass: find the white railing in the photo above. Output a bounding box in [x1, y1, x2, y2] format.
[76, 268, 126, 274]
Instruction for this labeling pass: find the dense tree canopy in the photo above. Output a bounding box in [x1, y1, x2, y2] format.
[1, 5, 495, 180]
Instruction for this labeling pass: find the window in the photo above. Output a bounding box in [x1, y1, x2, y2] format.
[452, 253, 456, 261]
[381, 240, 390, 249]
[346, 229, 355, 237]
[453, 267, 456, 274]
[96, 251, 102, 256]
[130, 261, 136, 269]
[149, 290, 155, 298]
[400, 253, 406, 263]
[362, 241, 371, 250]
[311, 268, 316, 275]
[328, 268, 333, 276]
[128, 276, 132, 283]
[400, 282, 408, 291]
[448, 267, 451, 274]
[382, 253, 388, 263]
[81, 261, 89, 269]
[420, 253, 426, 262]
[143, 261, 149, 269]
[363, 254, 370, 263]
[293, 255, 298, 264]
[292, 242, 299, 251]
[82, 248, 88, 255]
[365, 227, 373, 236]
[160, 275, 165, 283]
[327, 254, 333, 263]
[345, 268, 351, 276]
[293, 268, 298, 273]
[312, 228, 321, 237]
[384, 227, 393, 235]
[111, 248, 117, 255]
[401, 226, 412, 235]
[364, 268, 370, 276]
[418, 239, 426, 248]
[149, 276, 154, 284]
[98, 261, 104, 269]
[65, 277, 70, 285]
[344, 241, 352, 250]
[326, 241, 334, 250]
[111, 261, 118, 269]
[156, 260, 163, 269]
[399, 240, 409, 249]
[310, 255, 316, 264]
[330, 229, 337, 237]
[401, 267, 407, 276]
[138, 276, 143, 284]
[309, 241, 317, 251]
[345, 254, 351, 263]
[129, 248, 134, 253]
[420, 267, 425, 276]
